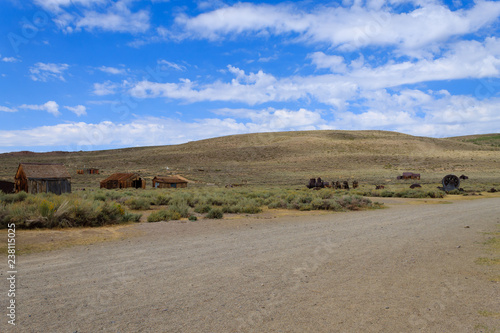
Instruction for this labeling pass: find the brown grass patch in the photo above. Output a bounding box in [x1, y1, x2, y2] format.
[0, 223, 142, 255]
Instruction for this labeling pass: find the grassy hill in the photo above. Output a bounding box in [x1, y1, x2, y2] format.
[1, 130, 499, 189]
[448, 133, 500, 148]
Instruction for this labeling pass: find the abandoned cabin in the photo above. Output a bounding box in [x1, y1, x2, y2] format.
[100, 173, 146, 189]
[77, 168, 99, 175]
[152, 175, 188, 189]
[15, 163, 71, 195]
[397, 172, 421, 180]
[0, 180, 15, 194]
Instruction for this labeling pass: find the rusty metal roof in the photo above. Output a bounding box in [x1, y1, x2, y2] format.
[18, 163, 71, 179]
[101, 173, 141, 182]
[153, 175, 188, 184]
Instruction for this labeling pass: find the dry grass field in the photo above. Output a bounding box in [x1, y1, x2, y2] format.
[0, 130, 499, 189]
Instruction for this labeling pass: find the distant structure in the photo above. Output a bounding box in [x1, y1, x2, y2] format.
[397, 172, 421, 180]
[77, 168, 99, 175]
[100, 173, 146, 189]
[15, 163, 71, 195]
[152, 175, 188, 189]
[0, 180, 15, 194]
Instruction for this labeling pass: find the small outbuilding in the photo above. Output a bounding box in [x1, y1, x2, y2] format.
[397, 172, 421, 180]
[77, 168, 99, 175]
[152, 175, 188, 189]
[15, 163, 71, 195]
[100, 173, 146, 189]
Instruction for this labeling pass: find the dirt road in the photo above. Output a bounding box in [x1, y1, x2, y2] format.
[4, 198, 500, 332]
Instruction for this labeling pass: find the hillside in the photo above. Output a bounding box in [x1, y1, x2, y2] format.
[1, 130, 499, 188]
[448, 133, 500, 147]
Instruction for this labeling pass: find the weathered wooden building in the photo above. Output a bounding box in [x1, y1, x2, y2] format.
[0, 180, 15, 194]
[100, 173, 146, 189]
[15, 163, 71, 195]
[152, 175, 188, 189]
[397, 172, 421, 180]
[77, 168, 99, 175]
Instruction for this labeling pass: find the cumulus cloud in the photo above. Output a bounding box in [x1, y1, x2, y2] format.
[34, 0, 150, 34]
[93, 80, 119, 95]
[0, 105, 17, 112]
[128, 36, 500, 108]
[64, 105, 87, 116]
[0, 114, 321, 150]
[29, 62, 69, 82]
[172, 1, 500, 56]
[334, 89, 500, 137]
[1, 56, 19, 63]
[97, 66, 126, 75]
[19, 101, 61, 116]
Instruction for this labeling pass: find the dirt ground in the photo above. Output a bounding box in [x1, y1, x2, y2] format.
[2, 197, 500, 332]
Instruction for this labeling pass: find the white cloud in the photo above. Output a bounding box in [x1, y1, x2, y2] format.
[1, 57, 19, 63]
[19, 101, 61, 116]
[93, 80, 119, 95]
[334, 89, 500, 137]
[97, 66, 126, 75]
[213, 107, 324, 131]
[128, 36, 500, 109]
[29, 62, 69, 82]
[76, 1, 150, 33]
[172, 1, 500, 56]
[0, 117, 276, 149]
[309, 52, 347, 73]
[0, 105, 17, 112]
[157, 60, 186, 71]
[64, 105, 87, 116]
[1, 95, 499, 151]
[34, 0, 150, 34]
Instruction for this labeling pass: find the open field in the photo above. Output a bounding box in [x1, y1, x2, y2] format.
[2, 196, 499, 332]
[0, 130, 499, 189]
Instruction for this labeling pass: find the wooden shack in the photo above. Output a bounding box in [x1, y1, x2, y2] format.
[0, 180, 15, 194]
[100, 173, 146, 189]
[152, 175, 188, 189]
[15, 163, 71, 195]
[77, 168, 99, 175]
[397, 172, 421, 180]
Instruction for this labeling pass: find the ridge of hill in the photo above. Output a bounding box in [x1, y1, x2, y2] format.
[1, 130, 499, 187]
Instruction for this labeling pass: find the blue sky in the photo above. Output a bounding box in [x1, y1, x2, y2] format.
[1, 0, 500, 153]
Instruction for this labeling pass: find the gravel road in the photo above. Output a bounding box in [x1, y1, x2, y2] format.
[3, 197, 500, 332]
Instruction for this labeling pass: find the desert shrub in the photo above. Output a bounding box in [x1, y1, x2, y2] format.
[206, 208, 223, 219]
[267, 199, 287, 209]
[194, 203, 212, 214]
[168, 202, 190, 218]
[154, 194, 170, 206]
[1, 192, 28, 204]
[122, 212, 142, 222]
[188, 215, 198, 221]
[93, 192, 107, 201]
[125, 197, 150, 210]
[445, 189, 462, 195]
[147, 209, 181, 222]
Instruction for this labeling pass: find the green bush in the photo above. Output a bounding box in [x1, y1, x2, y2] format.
[194, 203, 212, 214]
[147, 209, 181, 222]
[125, 197, 150, 210]
[93, 193, 107, 201]
[169, 202, 190, 218]
[1, 192, 28, 204]
[206, 208, 223, 219]
[154, 194, 170, 205]
[188, 215, 198, 221]
[122, 212, 142, 222]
